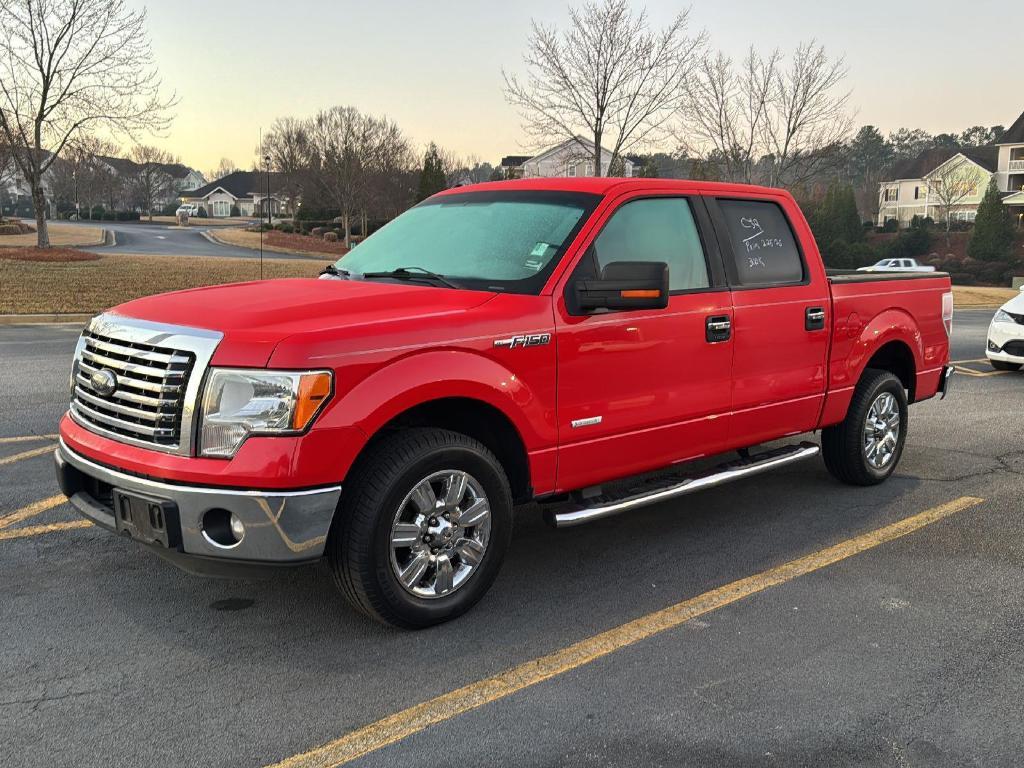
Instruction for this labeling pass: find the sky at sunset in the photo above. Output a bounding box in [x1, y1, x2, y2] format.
[139, 0, 1022, 174]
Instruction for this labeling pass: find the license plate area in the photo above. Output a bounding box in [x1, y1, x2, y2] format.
[112, 489, 181, 549]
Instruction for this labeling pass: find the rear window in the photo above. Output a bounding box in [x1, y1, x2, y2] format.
[718, 199, 805, 286]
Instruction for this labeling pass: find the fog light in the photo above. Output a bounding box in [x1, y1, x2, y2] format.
[201, 508, 244, 548]
[988, 339, 1000, 352]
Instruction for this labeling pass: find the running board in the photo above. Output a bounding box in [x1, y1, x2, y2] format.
[549, 442, 820, 528]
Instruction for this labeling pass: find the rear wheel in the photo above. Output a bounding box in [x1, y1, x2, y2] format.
[991, 360, 1022, 372]
[822, 369, 908, 486]
[328, 428, 512, 628]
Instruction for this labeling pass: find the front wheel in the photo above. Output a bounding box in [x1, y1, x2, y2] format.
[822, 369, 908, 486]
[328, 428, 512, 628]
[991, 360, 1022, 372]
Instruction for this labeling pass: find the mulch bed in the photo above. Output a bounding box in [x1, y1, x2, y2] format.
[265, 230, 349, 256]
[0, 247, 101, 262]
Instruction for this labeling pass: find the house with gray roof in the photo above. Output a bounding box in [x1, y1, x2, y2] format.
[878, 109, 1024, 228]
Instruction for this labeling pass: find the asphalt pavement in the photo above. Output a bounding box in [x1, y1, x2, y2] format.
[60, 219, 314, 260]
[1, 309, 1022, 768]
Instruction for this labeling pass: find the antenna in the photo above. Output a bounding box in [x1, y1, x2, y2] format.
[258, 127, 264, 281]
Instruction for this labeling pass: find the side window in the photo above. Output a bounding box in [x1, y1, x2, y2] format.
[717, 199, 805, 286]
[590, 198, 710, 292]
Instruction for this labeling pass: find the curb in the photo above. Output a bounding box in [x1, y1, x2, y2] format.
[0, 313, 93, 325]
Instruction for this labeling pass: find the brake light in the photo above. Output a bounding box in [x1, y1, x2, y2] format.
[941, 291, 954, 337]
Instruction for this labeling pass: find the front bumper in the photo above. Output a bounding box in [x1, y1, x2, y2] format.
[987, 321, 1024, 363]
[55, 440, 341, 573]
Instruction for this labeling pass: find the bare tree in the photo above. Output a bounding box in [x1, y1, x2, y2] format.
[128, 145, 173, 220]
[680, 47, 778, 183]
[761, 41, 853, 187]
[207, 157, 238, 182]
[0, 140, 16, 220]
[678, 41, 851, 189]
[264, 117, 311, 218]
[504, 0, 704, 177]
[309, 106, 368, 248]
[926, 155, 984, 246]
[0, 0, 174, 246]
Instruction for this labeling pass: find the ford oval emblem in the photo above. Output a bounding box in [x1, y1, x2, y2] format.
[90, 368, 118, 397]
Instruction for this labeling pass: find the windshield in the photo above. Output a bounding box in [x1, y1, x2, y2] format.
[334, 190, 600, 293]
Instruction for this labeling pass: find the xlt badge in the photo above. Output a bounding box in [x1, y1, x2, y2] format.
[493, 333, 551, 349]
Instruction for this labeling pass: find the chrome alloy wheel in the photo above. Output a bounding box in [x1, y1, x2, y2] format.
[863, 392, 900, 469]
[389, 470, 491, 599]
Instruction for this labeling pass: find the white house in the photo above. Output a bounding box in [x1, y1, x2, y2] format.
[503, 137, 636, 179]
[878, 109, 1024, 228]
[179, 170, 287, 218]
[995, 110, 1024, 227]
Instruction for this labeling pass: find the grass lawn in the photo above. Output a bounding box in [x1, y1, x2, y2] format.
[952, 286, 1019, 308]
[209, 227, 349, 256]
[0, 222, 105, 248]
[0, 251, 330, 314]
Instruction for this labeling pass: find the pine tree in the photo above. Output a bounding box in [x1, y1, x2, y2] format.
[417, 143, 447, 202]
[968, 178, 1014, 262]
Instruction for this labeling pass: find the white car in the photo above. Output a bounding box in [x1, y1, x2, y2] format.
[857, 258, 936, 273]
[175, 203, 199, 217]
[986, 288, 1024, 371]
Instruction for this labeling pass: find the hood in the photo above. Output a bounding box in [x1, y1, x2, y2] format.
[1002, 289, 1024, 315]
[111, 278, 497, 366]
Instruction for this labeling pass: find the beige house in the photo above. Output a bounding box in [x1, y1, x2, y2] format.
[877, 147, 996, 227]
[503, 137, 635, 179]
[180, 170, 286, 218]
[878, 109, 1024, 228]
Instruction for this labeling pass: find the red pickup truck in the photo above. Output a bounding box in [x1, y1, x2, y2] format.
[56, 178, 953, 627]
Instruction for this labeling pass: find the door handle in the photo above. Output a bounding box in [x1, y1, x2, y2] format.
[706, 315, 731, 343]
[805, 306, 826, 331]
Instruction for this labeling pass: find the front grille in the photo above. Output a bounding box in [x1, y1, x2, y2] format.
[1002, 340, 1024, 357]
[71, 329, 195, 449]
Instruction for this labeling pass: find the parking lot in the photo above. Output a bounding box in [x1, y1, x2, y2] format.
[1, 309, 1022, 767]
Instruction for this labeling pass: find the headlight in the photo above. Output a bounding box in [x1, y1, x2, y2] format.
[199, 369, 332, 457]
[992, 309, 1014, 325]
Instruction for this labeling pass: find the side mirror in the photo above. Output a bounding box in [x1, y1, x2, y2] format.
[575, 261, 669, 311]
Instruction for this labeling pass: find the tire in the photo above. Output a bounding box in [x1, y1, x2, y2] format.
[991, 360, 1022, 372]
[822, 368, 908, 486]
[328, 428, 513, 629]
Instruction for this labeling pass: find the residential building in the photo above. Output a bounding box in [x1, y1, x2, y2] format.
[878, 109, 1024, 228]
[179, 170, 287, 218]
[877, 147, 997, 227]
[500, 137, 635, 179]
[995, 110, 1024, 227]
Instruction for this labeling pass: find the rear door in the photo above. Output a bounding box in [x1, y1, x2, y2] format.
[706, 195, 830, 445]
[553, 192, 735, 492]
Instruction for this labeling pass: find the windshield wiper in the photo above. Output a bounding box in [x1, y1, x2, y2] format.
[359, 266, 461, 289]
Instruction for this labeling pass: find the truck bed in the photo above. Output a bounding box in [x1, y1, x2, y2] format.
[826, 269, 950, 284]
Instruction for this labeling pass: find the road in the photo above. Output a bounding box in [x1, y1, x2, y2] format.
[2, 309, 1022, 768]
[64, 219, 314, 260]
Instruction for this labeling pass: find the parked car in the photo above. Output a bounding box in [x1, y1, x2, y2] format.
[986, 287, 1024, 371]
[55, 178, 954, 628]
[175, 203, 199, 217]
[857, 258, 936, 273]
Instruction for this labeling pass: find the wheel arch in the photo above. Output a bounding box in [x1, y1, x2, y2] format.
[362, 397, 533, 504]
[318, 350, 552, 502]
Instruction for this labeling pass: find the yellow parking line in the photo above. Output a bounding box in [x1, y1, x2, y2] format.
[950, 358, 988, 365]
[0, 520, 91, 541]
[0, 445, 55, 467]
[0, 494, 66, 530]
[268, 495, 984, 768]
[0, 434, 58, 445]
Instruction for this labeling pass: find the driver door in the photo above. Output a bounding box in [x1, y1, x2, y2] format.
[553, 193, 735, 492]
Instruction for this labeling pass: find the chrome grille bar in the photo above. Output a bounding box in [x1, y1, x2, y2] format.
[68, 314, 223, 455]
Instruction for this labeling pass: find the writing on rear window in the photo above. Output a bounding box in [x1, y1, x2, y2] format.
[719, 200, 804, 286]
